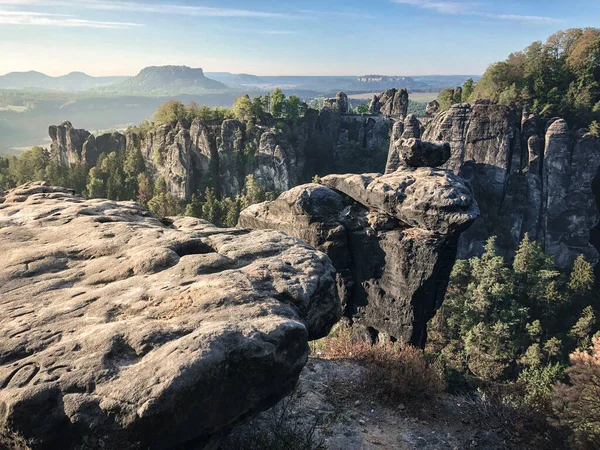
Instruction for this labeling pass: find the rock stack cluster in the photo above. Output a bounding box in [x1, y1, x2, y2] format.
[419, 100, 600, 269]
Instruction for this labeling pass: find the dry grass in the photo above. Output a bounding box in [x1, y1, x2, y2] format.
[313, 325, 446, 408]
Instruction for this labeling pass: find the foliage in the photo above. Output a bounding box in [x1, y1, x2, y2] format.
[436, 88, 455, 111]
[429, 235, 597, 392]
[473, 28, 600, 127]
[554, 338, 600, 449]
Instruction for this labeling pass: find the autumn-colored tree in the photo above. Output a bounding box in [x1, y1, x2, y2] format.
[554, 338, 600, 449]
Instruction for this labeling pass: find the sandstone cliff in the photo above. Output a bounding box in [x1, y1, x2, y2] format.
[411, 101, 600, 269]
[48, 94, 395, 200]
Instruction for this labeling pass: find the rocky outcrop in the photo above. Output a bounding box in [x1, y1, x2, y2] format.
[254, 130, 299, 192]
[49, 121, 94, 167]
[239, 165, 478, 346]
[46, 91, 397, 201]
[401, 114, 421, 139]
[422, 101, 600, 268]
[0, 182, 340, 450]
[323, 92, 349, 115]
[368, 89, 409, 117]
[425, 100, 440, 117]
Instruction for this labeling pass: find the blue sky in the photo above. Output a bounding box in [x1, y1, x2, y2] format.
[0, 0, 598, 76]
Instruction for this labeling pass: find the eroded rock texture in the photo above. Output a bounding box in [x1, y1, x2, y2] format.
[239, 168, 478, 347]
[0, 183, 340, 450]
[421, 101, 600, 269]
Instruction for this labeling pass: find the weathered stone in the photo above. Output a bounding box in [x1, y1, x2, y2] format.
[401, 114, 421, 139]
[368, 89, 408, 117]
[323, 92, 349, 115]
[425, 100, 440, 117]
[0, 182, 340, 450]
[240, 169, 479, 346]
[321, 170, 479, 234]
[387, 138, 451, 170]
[254, 130, 299, 192]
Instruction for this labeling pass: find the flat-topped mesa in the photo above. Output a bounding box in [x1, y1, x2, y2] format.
[239, 167, 479, 347]
[0, 182, 341, 450]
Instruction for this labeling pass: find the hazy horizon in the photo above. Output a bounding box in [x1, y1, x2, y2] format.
[1, 0, 599, 77]
[0, 67, 485, 78]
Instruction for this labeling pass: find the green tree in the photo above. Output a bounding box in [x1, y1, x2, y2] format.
[271, 88, 286, 118]
[201, 187, 221, 226]
[232, 95, 254, 122]
[462, 78, 475, 102]
[137, 173, 153, 206]
[569, 255, 595, 296]
[86, 167, 105, 198]
[436, 88, 455, 111]
[154, 100, 187, 125]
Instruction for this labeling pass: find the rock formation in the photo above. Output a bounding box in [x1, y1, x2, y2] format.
[48, 93, 396, 201]
[322, 92, 350, 115]
[386, 138, 451, 170]
[0, 182, 341, 450]
[425, 100, 440, 117]
[368, 88, 409, 116]
[49, 121, 96, 167]
[420, 100, 600, 269]
[239, 160, 479, 346]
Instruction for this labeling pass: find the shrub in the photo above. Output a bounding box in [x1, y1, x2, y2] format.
[313, 325, 445, 407]
[553, 337, 600, 449]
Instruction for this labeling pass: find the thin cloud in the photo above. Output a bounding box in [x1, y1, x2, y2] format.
[0, 0, 291, 18]
[257, 30, 298, 35]
[297, 9, 376, 20]
[391, 0, 562, 23]
[0, 10, 141, 27]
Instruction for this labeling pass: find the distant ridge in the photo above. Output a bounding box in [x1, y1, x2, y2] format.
[107, 66, 228, 94]
[0, 71, 128, 91]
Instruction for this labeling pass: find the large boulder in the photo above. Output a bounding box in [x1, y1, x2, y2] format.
[239, 169, 479, 347]
[0, 183, 340, 450]
[386, 138, 451, 171]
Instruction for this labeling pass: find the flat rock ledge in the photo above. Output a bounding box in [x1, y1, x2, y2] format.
[0, 182, 341, 450]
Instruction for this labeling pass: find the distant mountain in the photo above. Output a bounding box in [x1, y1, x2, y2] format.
[206, 72, 266, 86]
[107, 66, 228, 94]
[0, 71, 128, 91]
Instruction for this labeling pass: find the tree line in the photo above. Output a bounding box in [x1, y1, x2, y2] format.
[436, 28, 600, 133]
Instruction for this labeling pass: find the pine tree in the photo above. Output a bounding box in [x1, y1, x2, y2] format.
[569, 255, 595, 296]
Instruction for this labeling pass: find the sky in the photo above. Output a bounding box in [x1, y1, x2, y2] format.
[0, 0, 599, 77]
